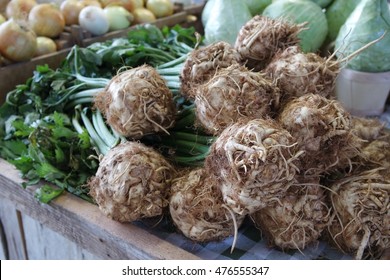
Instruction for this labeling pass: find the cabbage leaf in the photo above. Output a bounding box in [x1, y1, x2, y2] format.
[244, 0, 272, 15]
[325, 0, 362, 42]
[202, 0, 253, 46]
[335, 0, 390, 72]
[262, 0, 328, 52]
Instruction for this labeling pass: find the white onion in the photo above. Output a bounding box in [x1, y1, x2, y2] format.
[104, 5, 133, 31]
[78, 6, 109, 36]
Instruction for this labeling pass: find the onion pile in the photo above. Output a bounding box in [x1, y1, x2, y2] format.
[169, 168, 245, 243]
[194, 64, 280, 135]
[180, 41, 241, 99]
[252, 175, 331, 251]
[89, 141, 176, 223]
[95, 65, 176, 139]
[205, 118, 303, 215]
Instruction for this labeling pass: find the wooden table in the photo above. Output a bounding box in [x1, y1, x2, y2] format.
[0, 159, 200, 260]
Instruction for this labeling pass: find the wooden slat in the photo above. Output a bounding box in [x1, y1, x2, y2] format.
[0, 217, 8, 259]
[0, 198, 27, 259]
[0, 159, 200, 260]
[22, 215, 100, 260]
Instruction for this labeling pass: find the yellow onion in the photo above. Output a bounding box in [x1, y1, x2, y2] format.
[80, 0, 102, 7]
[28, 3, 65, 38]
[5, 0, 37, 20]
[100, 0, 138, 12]
[132, 7, 156, 24]
[146, 0, 173, 18]
[35, 36, 57, 57]
[0, 18, 37, 62]
[60, 0, 85, 26]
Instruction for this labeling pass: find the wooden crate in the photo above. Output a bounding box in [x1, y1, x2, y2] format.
[0, 158, 200, 260]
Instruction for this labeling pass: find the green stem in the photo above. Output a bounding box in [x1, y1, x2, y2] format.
[171, 131, 215, 145]
[162, 75, 180, 83]
[92, 109, 120, 148]
[157, 65, 183, 76]
[171, 153, 209, 164]
[65, 97, 95, 110]
[77, 106, 110, 155]
[157, 55, 187, 69]
[159, 137, 210, 156]
[165, 81, 181, 90]
[174, 112, 196, 130]
[72, 46, 110, 88]
[143, 47, 177, 61]
[68, 88, 103, 101]
[72, 112, 85, 135]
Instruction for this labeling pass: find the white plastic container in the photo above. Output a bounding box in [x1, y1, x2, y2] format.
[335, 68, 390, 117]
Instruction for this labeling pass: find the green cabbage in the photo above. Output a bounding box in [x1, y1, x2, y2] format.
[262, 0, 328, 52]
[244, 0, 272, 15]
[202, 0, 252, 46]
[325, 0, 362, 42]
[335, 0, 390, 72]
[272, 0, 332, 8]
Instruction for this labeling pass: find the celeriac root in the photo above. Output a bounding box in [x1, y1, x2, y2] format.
[205, 118, 303, 215]
[169, 168, 245, 243]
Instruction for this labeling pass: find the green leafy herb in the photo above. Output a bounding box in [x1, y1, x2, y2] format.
[34, 185, 64, 204]
[0, 24, 200, 203]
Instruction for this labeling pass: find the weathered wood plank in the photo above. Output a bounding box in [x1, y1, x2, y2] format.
[0, 159, 200, 260]
[22, 215, 100, 260]
[0, 219, 7, 259]
[0, 197, 27, 260]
